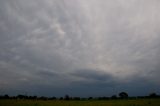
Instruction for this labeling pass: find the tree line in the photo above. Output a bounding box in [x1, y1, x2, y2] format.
[0, 92, 160, 100]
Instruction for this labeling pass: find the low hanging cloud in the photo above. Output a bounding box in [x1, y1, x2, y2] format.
[0, 0, 160, 96]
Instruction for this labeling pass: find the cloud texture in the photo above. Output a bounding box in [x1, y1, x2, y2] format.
[0, 0, 160, 96]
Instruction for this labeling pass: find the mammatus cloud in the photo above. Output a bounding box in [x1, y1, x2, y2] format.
[0, 0, 160, 96]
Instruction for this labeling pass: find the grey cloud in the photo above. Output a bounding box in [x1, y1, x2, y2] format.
[0, 0, 160, 96]
[70, 69, 113, 82]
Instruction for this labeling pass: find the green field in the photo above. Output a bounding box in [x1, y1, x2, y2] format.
[0, 99, 160, 106]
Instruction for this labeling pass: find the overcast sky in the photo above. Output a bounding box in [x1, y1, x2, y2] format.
[0, 0, 160, 97]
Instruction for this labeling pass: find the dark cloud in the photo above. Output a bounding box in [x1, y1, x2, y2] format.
[0, 0, 160, 96]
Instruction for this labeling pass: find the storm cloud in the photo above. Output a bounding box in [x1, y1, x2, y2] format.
[0, 0, 160, 96]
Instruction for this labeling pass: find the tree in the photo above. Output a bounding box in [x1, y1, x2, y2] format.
[111, 95, 117, 99]
[50, 97, 56, 100]
[59, 97, 63, 100]
[149, 92, 158, 98]
[88, 97, 93, 100]
[119, 92, 128, 99]
[64, 94, 70, 100]
[4, 94, 9, 99]
[73, 97, 80, 100]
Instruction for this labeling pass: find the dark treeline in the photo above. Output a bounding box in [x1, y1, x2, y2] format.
[0, 92, 160, 100]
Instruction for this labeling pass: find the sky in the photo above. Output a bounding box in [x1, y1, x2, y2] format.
[0, 0, 160, 97]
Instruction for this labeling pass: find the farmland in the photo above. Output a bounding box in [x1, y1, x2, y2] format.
[0, 99, 160, 106]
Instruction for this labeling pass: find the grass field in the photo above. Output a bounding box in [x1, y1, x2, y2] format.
[0, 99, 160, 106]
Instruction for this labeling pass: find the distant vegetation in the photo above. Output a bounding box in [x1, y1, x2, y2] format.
[0, 92, 160, 100]
[0, 92, 160, 106]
